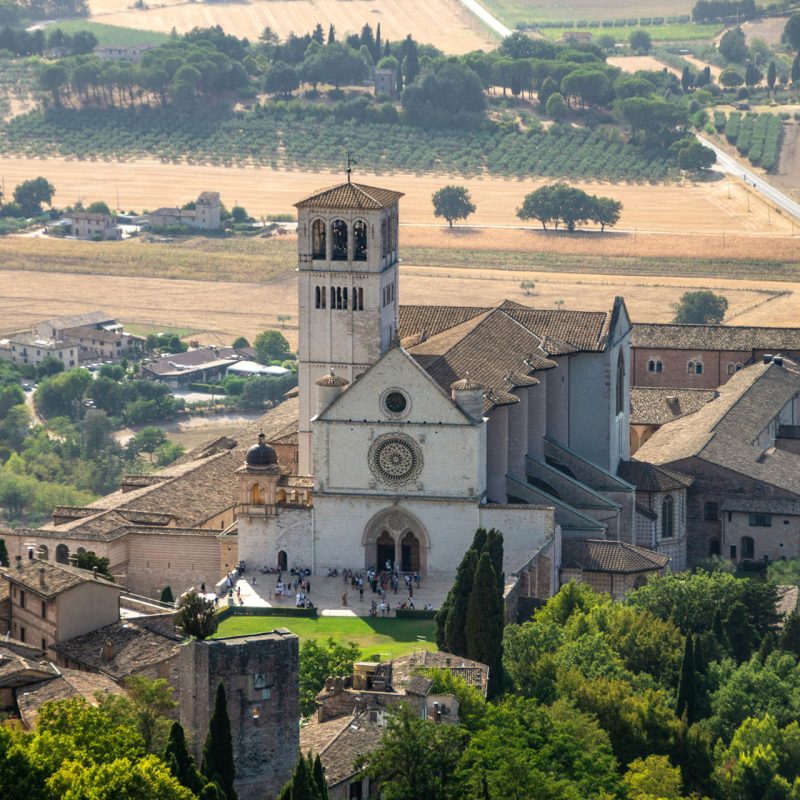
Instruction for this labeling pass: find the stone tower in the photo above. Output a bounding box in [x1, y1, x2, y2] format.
[294, 180, 404, 474]
[180, 631, 299, 800]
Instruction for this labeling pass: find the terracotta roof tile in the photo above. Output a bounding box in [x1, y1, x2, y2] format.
[632, 323, 800, 351]
[561, 539, 670, 573]
[617, 460, 693, 492]
[294, 182, 403, 210]
[2, 558, 119, 598]
[630, 387, 717, 426]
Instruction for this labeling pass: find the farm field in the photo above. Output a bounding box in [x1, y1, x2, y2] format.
[474, 0, 692, 27]
[537, 23, 722, 42]
[0, 157, 793, 235]
[44, 20, 172, 46]
[608, 55, 681, 77]
[86, 0, 496, 54]
[212, 614, 437, 659]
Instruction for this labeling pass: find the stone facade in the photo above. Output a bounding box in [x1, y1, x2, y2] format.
[180, 632, 299, 800]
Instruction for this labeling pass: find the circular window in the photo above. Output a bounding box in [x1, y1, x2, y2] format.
[368, 434, 423, 486]
[384, 391, 407, 415]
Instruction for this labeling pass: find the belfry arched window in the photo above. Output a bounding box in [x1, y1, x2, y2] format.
[332, 219, 348, 261]
[353, 220, 367, 261]
[311, 219, 326, 259]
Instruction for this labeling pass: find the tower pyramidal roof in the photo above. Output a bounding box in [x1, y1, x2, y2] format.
[294, 182, 404, 211]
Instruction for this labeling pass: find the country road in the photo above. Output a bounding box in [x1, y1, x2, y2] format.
[697, 134, 800, 222]
[458, 0, 512, 38]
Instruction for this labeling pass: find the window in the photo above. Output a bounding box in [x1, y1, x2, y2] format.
[727, 363, 736, 375]
[704, 502, 719, 521]
[315, 286, 326, 309]
[381, 218, 388, 257]
[353, 220, 367, 261]
[741, 536, 755, 559]
[352, 287, 363, 311]
[709, 538, 720, 556]
[687, 361, 694, 374]
[615, 352, 625, 415]
[647, 358, 663, 373]
[41, 638, 47, 651]
[749, 514, 772, 527]
[311, 218, 326, 259]
[19, 626, 25, 643]
[41, 600, 46, 619]
[661, 496, 674, 538]
[19, 589, 25, 609]
[331, 219, 348, 261]
[56, 543, 69, 564]
[696, 362, 703, 374]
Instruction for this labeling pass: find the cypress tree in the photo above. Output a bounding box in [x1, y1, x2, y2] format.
[327, 24, 335, 45]
[164, 721, 203, 794]
[465, 552, 504, 698]
[444, 549, 478, 657]
[712, 608, 731, 654]
[758, 630, 777, 662]
[780, 610, 800, 656]
[374, 23, 381, 62]
[0, 538, 8, 567]
[279, 753, 317, 800]
[725, 601, 757, 663]
[767, 61, 777, 92]
[471, 527, 488, 555]
[484, 529, 504, 595]
[201, 682, 237, 800]
[793, 53, 800, 85]
[676, 635, 696, 723]
[312, 754, 328, 800]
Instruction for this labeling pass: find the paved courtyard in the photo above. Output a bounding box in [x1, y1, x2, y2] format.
[227, 571, 456, 617]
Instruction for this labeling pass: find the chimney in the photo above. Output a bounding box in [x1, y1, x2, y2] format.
[764, 354, 774, 364]
[15, 555, 22, 570]
[102, 638, 114, 661]
[315, 371, 349, 415]
[774, 356, 784, 367]
[93, 566, 98, 580]
[27, 546, 34, 560]
[450, 375, 485, 421]
[39, 568, 46, 588]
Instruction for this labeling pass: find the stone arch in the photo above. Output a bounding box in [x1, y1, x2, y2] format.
[311, 218, 326, 259]
[277, 550, 288, 571]
[38, 544, 49, 561]
[56, 543, 69, 564]
[353, 219, 367, 261]
[331, 219, 348, 261]
[362, 507, 430, 573]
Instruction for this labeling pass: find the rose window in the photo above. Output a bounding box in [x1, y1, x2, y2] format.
[369, 434, 423, 486]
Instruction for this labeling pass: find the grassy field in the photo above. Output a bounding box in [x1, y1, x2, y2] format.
[49, 20, 170, 46]
[86, 0, 496, 55]
[214, 615, 437, 659]
[537, 23, 723, 42]
[477, 0, 692, 27]
[0, 157, 792, 235]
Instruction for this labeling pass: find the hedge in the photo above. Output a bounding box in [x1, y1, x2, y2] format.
[394, 609, 437, 620]
[188, 382, 226, 394]
[216, 605, 318, 621]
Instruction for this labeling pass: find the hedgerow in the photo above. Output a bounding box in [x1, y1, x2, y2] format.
[723, 111, 783, 172]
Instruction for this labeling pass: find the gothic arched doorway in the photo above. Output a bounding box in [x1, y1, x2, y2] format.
[363, 508, 430, 573]
[401, 531, 420, 573]
[277, 550, 288, 571]
[376, 532, 395, 572]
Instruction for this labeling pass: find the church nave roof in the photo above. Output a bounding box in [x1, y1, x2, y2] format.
[294, 182, 404, 210]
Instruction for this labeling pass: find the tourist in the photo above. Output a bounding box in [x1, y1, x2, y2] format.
[359, 585, 364, 602]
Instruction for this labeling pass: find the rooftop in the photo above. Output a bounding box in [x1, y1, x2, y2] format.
[3, 557, 119, 598]
[561, 539, 670, 574]
[631, 387, 717, 426]
[142, 345, 255, 377]
[38, 311, 115, 330]
[617, 460, 694, 493]
[632, 323, 800, 352]
[294, 182, 404, 210]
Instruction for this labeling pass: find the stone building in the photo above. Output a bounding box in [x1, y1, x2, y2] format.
[180, 631, 299, 800]
[149, 191, 222, 231]
[70, 212, 121, 240]
[636, 357, 800, 565]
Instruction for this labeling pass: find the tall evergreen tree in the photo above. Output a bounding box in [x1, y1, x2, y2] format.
[779, 609, 800, 656]
[201, 683, 237, 800]
[767, 60, 777, 92]
[712, 607, 731, 654]
[312, 23, 324, 45]
[278, 753, 319, 800]
[327, 24, 335, 45]
[402, 35, 419, 84]
[374, 23, 381, 62]
[465, 552, 504, 698]
[443, 549, 478, 657]
[485, 529, 504, 595]
[676, 635, 696, 723]
[471, 527, 488, 554]
[725, 601, 758, 662]
[312, 754, 328, 800]
[0, 538, 8, 567]
[164, 721, 203, 794]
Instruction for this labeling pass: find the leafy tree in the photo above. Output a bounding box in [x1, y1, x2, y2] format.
[254, 329, 291, 363]
[431, 185, 476, 228]
[678, 141, 716, 172]
[200, 783, 228, 800]
[230, 205, 248, 224]
[128, 426, 168, 462]
[201, 682, 237, 800]
[402, 61, 484, 128]
[161, 585, 175, 605]
[719, 26, 747, 62]
[299, 638, 360, 716]
[594, 196, 622, 231]
[87, 200, 111, 214]
[163, 722, 204, 795]
[783, 12, 800, 51]
[36, 356, 64, 380]
[231, 337, 250, 348]
[35, 368, 92, 420]
[538, 76, 559, 108]
[673, 290, 728, 324]
[465, 551, 504, 698]
[720, 67, 744, 88]
[545, 91, 567, 120]
[629, 29, 653, 54]
[263, 61, 299, 97]
[13, 176, 55, 216]
[74, 550, 113, 578]
[357, 704, 466, 800]
[176, 591, 218, 640]
[793, 53, 800, 85]
[154, 441, 185, 467]
[779, 610, 800, 657]
[623, 755, 684, 800]
[38, 62, 68, 106]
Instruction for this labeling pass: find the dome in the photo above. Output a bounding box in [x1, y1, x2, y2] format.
[315, 370, 349, 387]
[245, 433, 278, 467]
[450, 375, 484, 392]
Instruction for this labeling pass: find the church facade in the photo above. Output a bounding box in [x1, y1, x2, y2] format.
[236, 180, 688, 596]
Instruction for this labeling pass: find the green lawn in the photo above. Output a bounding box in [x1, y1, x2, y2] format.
[214, 615, 437, 660]
[51, 20, 170, 47]
[537, 22, 724, 42]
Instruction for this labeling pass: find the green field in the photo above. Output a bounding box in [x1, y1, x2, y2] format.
[50, 20, 170, 47]
[536, 22, 723, 42]
[478, 0, 693, 27]
[214, 615, 437, 660]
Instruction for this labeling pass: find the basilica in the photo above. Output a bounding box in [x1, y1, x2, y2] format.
[236, 180, 685, 598]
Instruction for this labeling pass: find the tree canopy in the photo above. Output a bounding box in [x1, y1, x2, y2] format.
[517, 183, 622, 232]
[431, 185, 476, 227]
[672, 290, 729, 324]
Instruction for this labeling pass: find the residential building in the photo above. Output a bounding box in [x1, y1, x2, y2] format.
[141, 345, 256, 387]
[70, 212, 121, 240]
[148, 191, 222, 231]
[3, 333, 79, 369]
[93, 43, 154, 61]
[636, 356, 800, 565]
[2, 554, 122, 658]
[373, 67, 397, 96]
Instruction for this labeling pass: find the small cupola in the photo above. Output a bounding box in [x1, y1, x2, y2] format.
[450, 374, 485, 421]
[245, 432, 278, 469]
[315, 370, 349, 415]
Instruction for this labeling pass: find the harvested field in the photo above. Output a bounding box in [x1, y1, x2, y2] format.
[740, 16, 789, 47]
[477, 0, 692, 27]
[608, 55, 681, 78]
[3, 262, 799, 352]
[87, 0, 496, 54]
[0, 156, 793, 235]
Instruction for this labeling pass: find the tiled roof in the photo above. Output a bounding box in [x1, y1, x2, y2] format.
[617, 460, 693, 492]
[54, 613, 180, 680]
[720, 498, 800, 515]
[632, 323, 800, 351]
[294, 182, 403, 210]
[40, 311, 113, 329]
[142, 346, 254, 377]
[16, 669, 124, 728]
[631, 387, 717, 426]
[561, 539, 670, 573]
[2, 558, 119, 598]
[389, 650, 489, 694]
[636, 360, 800, 495]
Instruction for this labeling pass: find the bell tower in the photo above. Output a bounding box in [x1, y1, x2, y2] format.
[294, 179, 404, 474]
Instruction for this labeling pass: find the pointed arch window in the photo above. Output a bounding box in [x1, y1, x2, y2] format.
[353, 220, 367, 261]
[381, 218, 388, 257]
[332, 219, 348, 261]
[661, 496, 674, 538]
[615, 351, 625, 415]
[311, 218, 326, 259]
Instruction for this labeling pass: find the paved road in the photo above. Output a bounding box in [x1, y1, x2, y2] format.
[697, 134, 800, 223]
[458, 0, 512, 38]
